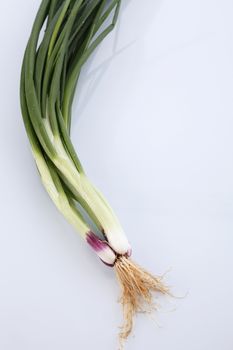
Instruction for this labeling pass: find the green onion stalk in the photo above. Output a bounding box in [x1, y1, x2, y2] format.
[20, 0, 170, 345]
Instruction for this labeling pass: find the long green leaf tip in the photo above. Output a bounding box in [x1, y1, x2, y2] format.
[20, 0, 170, 346]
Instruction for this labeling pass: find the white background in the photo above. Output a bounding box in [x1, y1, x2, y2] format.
[0, 0, 233, 349]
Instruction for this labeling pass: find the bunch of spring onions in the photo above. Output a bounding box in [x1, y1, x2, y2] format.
[20, 0, 169, 346]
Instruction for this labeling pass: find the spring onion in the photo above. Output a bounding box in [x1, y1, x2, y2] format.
[20, 0, 169, 346]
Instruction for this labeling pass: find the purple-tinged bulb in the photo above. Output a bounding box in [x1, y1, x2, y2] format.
[126, 248, 132, 257]
[86, 232, 116, 266]
[86, 232, 107, 251]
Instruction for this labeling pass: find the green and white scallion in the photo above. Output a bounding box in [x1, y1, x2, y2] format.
[20, 0, 170, 346]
